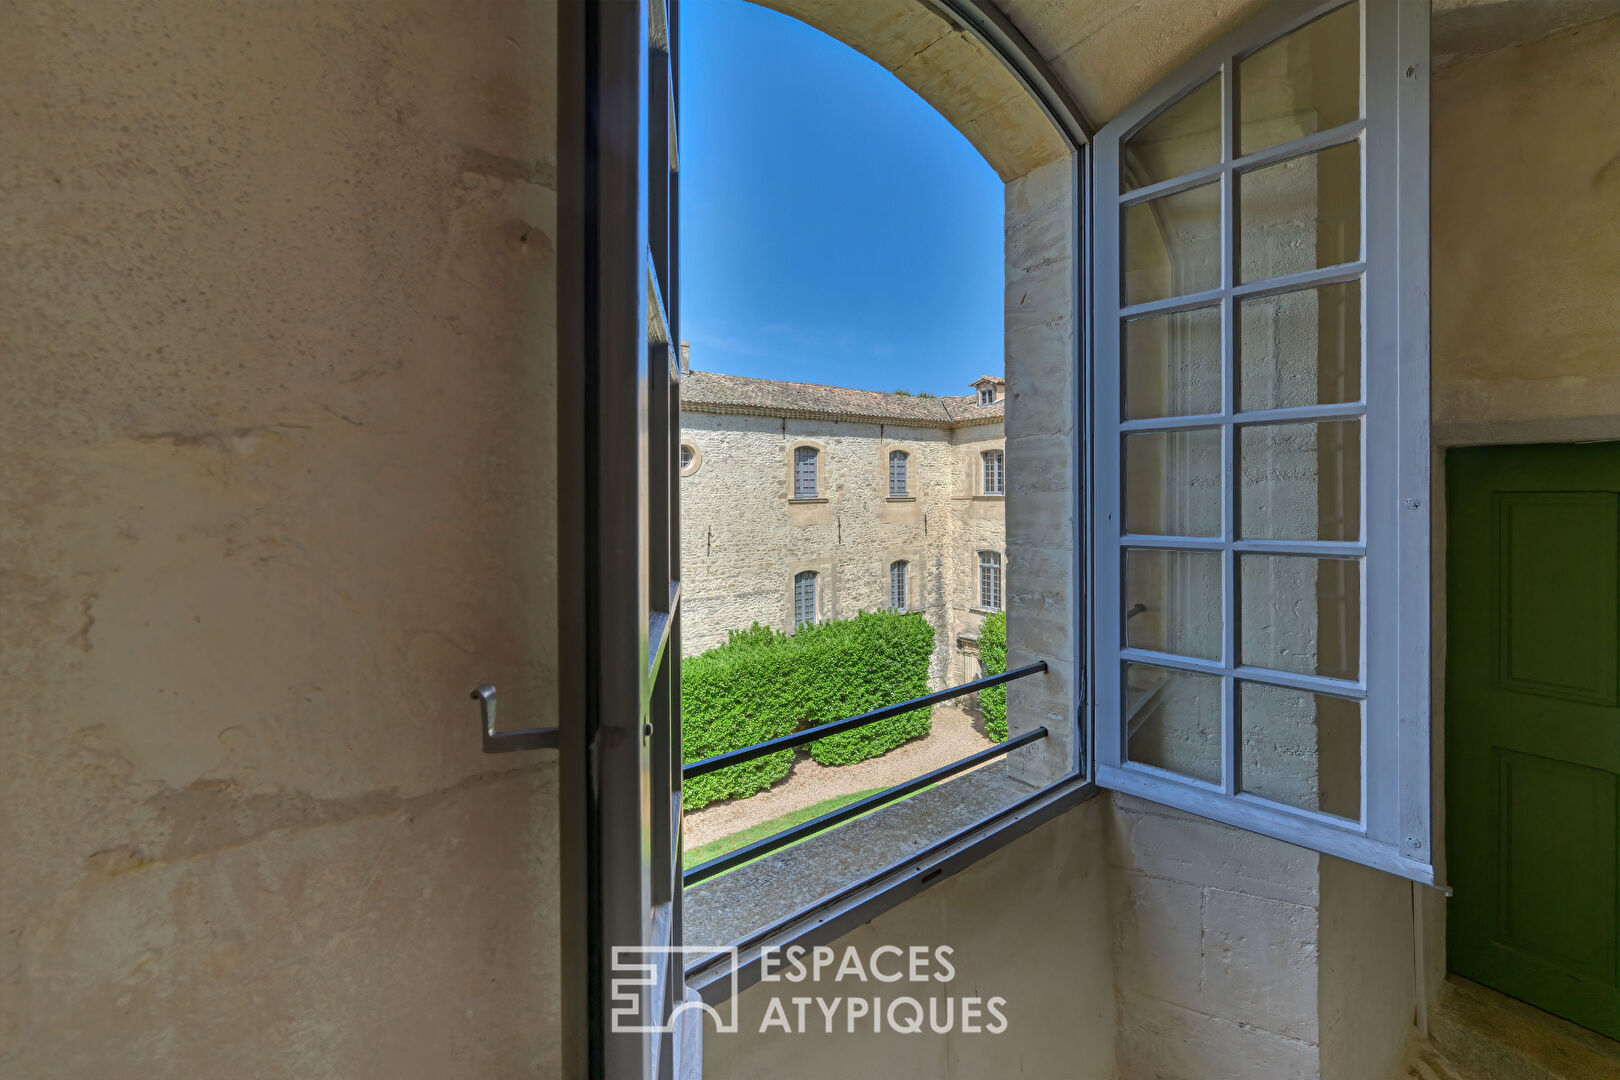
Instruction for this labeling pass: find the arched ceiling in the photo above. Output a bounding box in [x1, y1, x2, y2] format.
[753, 0, 1620, 184]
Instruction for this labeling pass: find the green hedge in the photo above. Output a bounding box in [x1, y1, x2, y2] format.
[979, 610, 1009, 741]
[681, 611, 935, 810]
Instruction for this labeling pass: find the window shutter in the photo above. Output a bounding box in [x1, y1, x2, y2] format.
[794, 446, 817, 498]
[795, 571, 817, 627]
[889, 450, 907, 497]
[556, 0, 690, 1074]
[1090, 0, 1433, 883]
[890, 561, 908, 611]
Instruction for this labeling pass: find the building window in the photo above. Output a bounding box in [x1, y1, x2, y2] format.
[680, 444, 693, 470]
[1089, 0, 1434, 883]
[793, 446, 818, 499]
[890, 560, 908, 611]
[794, 571, 818, 628]
[979, 551, 1002, 610]
[979, 385, 997, 406]
[888, 450, 908, 497]
[982, 448, 1004, 495]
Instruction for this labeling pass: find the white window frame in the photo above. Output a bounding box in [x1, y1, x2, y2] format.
[1089, 0, 1433, 884]
[888, 449, 909, 497]
[979, 551, 1002, 611]
[979, 385, 996, 406]
[981, 448, 1004, 495]
[794, 570, 818, 628]
[793, 445, 818, 499]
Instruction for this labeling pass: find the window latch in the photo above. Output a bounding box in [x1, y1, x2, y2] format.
[470, 684, 559, 752]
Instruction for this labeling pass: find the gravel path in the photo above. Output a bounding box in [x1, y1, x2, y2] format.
[682, 701, 998, 850]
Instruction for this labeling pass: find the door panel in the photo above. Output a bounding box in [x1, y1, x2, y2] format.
[1448, 442, 1620, 1040]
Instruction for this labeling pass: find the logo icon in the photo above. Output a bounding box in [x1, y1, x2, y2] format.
[609, 945, 740, 1034]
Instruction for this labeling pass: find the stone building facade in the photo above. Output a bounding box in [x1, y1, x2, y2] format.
[679, 367, 1006, 689]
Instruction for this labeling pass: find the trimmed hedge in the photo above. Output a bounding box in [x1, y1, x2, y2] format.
[979, 610, 1009, 741]
[681, 611, 935, 810]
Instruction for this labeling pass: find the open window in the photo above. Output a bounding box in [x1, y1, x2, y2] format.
[1091, 0, 1433, 883]
[564, 0, 1433, 1061]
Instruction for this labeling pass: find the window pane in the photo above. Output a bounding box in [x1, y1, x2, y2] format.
[1124, 305, 1222, 420]
[1124, 429, 1222, 537]
[1123, 75, 1222, 191]
[1124, 182, 1222, 306]
[1238, 420, 1361, 542]
[1238, 280, 1361, 410]
[1238, 141, 1360, 284]
[1125, 663, 1222, 784]
[1239, 555, 1359, 680]
[1125, 549, 1223, 660]
[1240, 682, 1362, 821]
[1239, 2, 1362, 156]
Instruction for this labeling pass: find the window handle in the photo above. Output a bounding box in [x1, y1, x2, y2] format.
[470, 684, 559, 752]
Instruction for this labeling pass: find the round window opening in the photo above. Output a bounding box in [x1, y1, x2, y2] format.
[680, 443, 700, 476]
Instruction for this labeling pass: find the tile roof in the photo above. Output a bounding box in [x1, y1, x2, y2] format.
[680, 369, 1005, 427]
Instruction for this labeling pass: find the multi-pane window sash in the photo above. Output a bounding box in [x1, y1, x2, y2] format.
[1088, 0, 1434, 884]
[979, 387, 996, 406]
[890, 560, 908, 611]
[982, 449, 1004, 495]
[794, 571, 817, 628]
[794, 446, 818, 498]
[889, 450, 908, 497]
[979, 552, 1001, 610]
[680, 444, 693, 471]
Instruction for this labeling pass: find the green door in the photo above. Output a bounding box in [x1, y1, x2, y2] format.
[1448, 442, 1620, 1039]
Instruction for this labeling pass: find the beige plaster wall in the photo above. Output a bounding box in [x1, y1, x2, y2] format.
[1, 1, 563, 1075]
[1432, 12, 1620, 446]
[704, 798, 1120, 1080]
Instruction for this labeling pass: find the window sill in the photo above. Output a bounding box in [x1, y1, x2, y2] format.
[973, 493, 1005, 500]
[885, 496, 915, 503]
[970, 606, 1002, 616]
[787, 497, 828, 505]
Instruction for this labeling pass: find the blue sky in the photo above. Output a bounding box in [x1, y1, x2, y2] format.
[678, 0, 1004, 397]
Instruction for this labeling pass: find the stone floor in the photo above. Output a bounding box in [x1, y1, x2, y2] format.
[1404, 977, 1620, 1080]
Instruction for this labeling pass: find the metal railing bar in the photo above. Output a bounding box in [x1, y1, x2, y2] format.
[683, 725, 1049, 886]
[682, 660, 1048, 779]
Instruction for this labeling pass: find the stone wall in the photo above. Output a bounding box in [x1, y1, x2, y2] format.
[678, 408, 1004, 688]
[1, 1, 563, 1075]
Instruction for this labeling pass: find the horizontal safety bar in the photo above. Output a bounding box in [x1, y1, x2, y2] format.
[682, 661, 1049, 779]
[683, 725, 1049, 886]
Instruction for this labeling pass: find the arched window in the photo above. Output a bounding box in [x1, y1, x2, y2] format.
[888, 449, 909, 497]
[793, 445, 818, 498]
[890, 560, 908, 611]
[794, 570, 818, 628]
[979, 551, 1002, 610]
[981, 448, 1005, 494]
